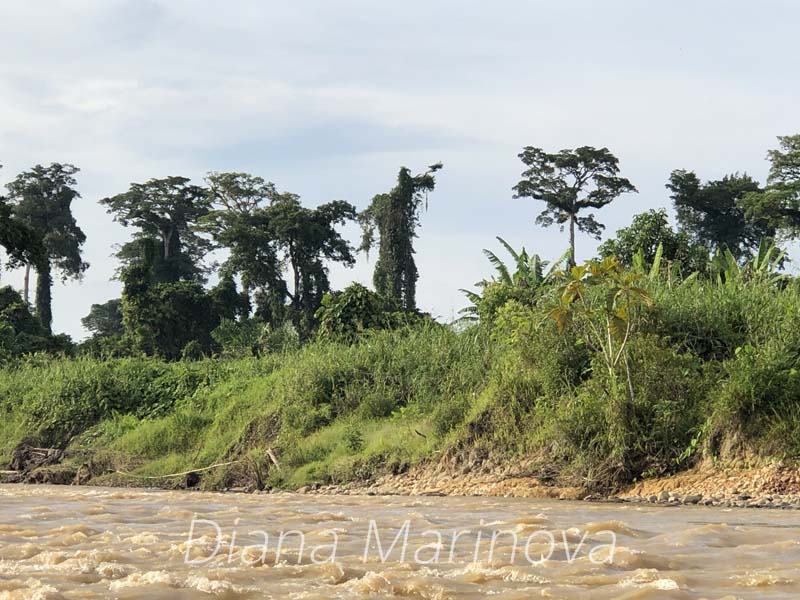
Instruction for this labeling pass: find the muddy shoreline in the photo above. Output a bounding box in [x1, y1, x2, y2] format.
[4, 454, 800, 511]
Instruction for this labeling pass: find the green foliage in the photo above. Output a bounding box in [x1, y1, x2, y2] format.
[343, 422, 365, 452]
[121, 279, 218, 360]
[740, 134, 800, 241]
[2, 272, 800, 492]
[101, 176, 211, 283]
[708, 240, 787, 286]
[202, 173, 282, 315]
[0, 286, 52, 359]
[513, 146, 637, 265]
[208, 275, 248, 322]
[360, 163, 443, 310]
[316, 283, 418, 341]
[6, 163, 88, 333]
[668, 169, 772, 259]
[258, 321, 301, 354]
[212, 318, 264, 357]
[0, 186, 45, 272]
[268, 195, 358, 333]
[460, 237, 563, 322]
[82, 299, 123, 338]
[598, 209, 706, 273]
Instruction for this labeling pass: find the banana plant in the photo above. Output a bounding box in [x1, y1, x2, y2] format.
[708, 239, 787, 285]
[459, 238, 568, 321]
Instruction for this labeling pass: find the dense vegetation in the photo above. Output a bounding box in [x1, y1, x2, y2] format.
[0, 136, 799, 492]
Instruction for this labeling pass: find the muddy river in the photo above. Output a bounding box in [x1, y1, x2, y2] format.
[0, 484, 798, 598]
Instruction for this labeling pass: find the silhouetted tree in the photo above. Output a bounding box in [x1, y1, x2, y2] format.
[739, 135, 800, 241]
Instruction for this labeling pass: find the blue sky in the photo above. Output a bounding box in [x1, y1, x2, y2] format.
[1, 1, 798, 339]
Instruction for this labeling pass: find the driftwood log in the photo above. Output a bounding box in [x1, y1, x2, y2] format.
[9, 441, 64, 473]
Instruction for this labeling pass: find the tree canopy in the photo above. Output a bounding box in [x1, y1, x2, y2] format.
[739, 135, 800, 241]
[6, 163, 87, 333]
[101, 176, 212, 283]
[598, 209, 705, 271]
[268, 195, 357, 332]
[667, 169, 771, 258]
[513, 146, 636, 266]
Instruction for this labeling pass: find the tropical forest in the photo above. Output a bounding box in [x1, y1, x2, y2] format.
[2, 135, 800, 495]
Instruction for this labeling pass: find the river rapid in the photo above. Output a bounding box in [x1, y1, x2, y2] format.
[0, 484, 798, 599]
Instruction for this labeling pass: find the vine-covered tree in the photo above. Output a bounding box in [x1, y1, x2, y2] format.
[120, 270, 218, 360]
[101, 176, 211, 283]
[739, 135, 800, 241]
[6, 163, 88, 333]
[667, 170, 772, 258]
[208, 274, 249, 322]
[513, 146, 636, 266]
[359, 163, 443, 310]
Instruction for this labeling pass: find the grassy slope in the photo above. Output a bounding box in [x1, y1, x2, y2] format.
[2, 278, 800, 492]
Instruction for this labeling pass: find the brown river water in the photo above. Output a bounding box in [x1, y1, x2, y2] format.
[0, 485, 798, 599]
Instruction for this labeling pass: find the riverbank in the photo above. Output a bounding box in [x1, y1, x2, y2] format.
[3, 276, 800, 506]
[4, 444, 799, 511]
[301, 459, 800, 510]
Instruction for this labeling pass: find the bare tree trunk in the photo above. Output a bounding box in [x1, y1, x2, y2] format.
[569, 215, 576, 267]
[23, 263, 31, 304]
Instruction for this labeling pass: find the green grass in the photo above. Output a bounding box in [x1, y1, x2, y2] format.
[2, 279, 800, 492]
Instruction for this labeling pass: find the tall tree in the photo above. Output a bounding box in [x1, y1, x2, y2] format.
[359, 163, 443, 310]
[6, 163, 88, 333]
[203, 172, 281, 314]
[268, 195, 357, 331]
[667, 170, 772, 258]
[513, 146, 636, 267]
[0, 171, 45, 275]
[739, 135, 800, 241]
[101, 176, 211, 283]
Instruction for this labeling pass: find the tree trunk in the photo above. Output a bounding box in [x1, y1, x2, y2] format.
[23, 263, 31, 305]
[35, 259, 53, 335]
[569, 215, 576, 267]
[241, 282, 252, 319]
[163, 229, 173, 260]
[289, 247, 300, 310]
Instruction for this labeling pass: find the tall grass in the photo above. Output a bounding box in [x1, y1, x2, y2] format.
[2, 280, 799, 491]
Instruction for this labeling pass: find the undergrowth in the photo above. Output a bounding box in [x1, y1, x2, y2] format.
[2, 278, 800, 492]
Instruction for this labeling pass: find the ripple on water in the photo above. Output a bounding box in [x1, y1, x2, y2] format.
[0, 578, 63, 600]
[2, 486, 799, 599]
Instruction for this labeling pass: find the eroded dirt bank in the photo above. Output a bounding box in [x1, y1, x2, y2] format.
[4, 440, 800, 510]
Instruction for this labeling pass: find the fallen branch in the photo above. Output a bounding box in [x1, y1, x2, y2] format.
[115, 460, 241, 480]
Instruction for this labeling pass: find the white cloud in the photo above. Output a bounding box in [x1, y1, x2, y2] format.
[0, 0, 797, 338]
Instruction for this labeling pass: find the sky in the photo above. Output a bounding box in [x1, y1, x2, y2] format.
[1, 0, 798, 340]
